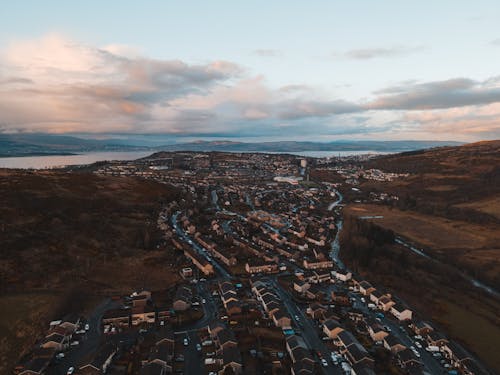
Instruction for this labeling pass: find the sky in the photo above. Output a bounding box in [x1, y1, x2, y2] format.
[1, 0, 500, 142]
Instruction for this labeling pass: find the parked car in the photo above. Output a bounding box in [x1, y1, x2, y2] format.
[183, 338, 189, 346]
[321, 358, 328, 367]
[196, 344, 202, 351]
[84, 323, 90, 331]
[67, 367, 75, 375]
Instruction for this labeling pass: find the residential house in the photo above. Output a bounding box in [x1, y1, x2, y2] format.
[293, 280, 310, 294]
[102, 308, 130, 327]
[426, 331, 448, 348]
[79, 343, 117, 374]
[367, 320, 388, 342]
[332, 270, 352, 282]
[358, 281, 375, 296]
[323, 319, 344, 339]
[383, 334, 406, 353]
[173, 285, 192, 311]
[377, 295, 395, 312]
[271, 308, 292, 329]
[345, 343, 374, 368]
[390, 302, 412, 321]
[245, 261, 278, 274]
[306, 303, 327, 320]
[396, 348, 422, 369]
[410, 321, 433, 336]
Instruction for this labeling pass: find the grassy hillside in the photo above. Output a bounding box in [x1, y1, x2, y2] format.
[0, 169, 182, 372]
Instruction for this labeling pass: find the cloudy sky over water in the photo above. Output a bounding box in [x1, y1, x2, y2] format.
[1, 1, 499, 141]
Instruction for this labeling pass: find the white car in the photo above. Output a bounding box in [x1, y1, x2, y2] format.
[84, 323, 90, 331]
[321, 358, 328, 367]
[196, 343, 202, 351]
[56, 353, 65, 359]
[415, 342, 422, 349]
[183, 338, 189, 346]
[67, 367, 75, 375]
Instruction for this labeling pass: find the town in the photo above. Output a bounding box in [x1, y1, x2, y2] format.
[15, 152, 489, 375]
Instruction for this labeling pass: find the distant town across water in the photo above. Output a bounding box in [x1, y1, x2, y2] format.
[0, 150, 391, 169]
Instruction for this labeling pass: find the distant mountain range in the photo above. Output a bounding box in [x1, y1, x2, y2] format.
[153, 140, 463, 153]
[0, 133, 463, 157]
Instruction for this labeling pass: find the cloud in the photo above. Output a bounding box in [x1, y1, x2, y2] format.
[368, 77, 500, 110]
[252, 49, 282, 57]
[491, 38, 500, 46]
[0, 34, 499, 140]
[341, 46, 424, 60]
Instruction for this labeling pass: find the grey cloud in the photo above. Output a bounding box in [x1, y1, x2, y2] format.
[252, 49, 282, 57]
[491, 38, 500, 46]
[278, 99, 362, 119]
[368, 77, 500, 110]
[0, 77, 34, 85]
[343, 46, 425, 60]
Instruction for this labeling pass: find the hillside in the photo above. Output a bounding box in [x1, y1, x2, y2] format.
[0, 170, 181, 371]
[338, 141, 500, 371]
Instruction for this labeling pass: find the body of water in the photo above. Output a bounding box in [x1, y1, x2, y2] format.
[0, 149, 389, 169]
[0, 151, 153, 169]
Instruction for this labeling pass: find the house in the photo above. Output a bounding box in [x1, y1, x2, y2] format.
[173, 285, 192, 311]
[215, 329, 238, 350]
[79, 343, 117, 374]
[225, 300, 242, 316]
[40, 333, 69, 351]
[221, 345, 243, 374]
[367, 320, 388, 342]
[383, 334, 406, 353]
[358, 281, 375, 296]
[348, 309, 365, 324]
[390, 302, 412, 321]
[332, 270, 352, 282]
[306, 303, 326, 319]
[102, 308, 130, 327]
[302, 258, 333, 270]
[336, 330, 358, 352]
[18, 358, 51, 375]
[410, 321, 433, 336]
[369, 289, 390, 305]
[377, 295, 395, 311]
[396, 348, 422, 369]
[131, 305, 156, 325]
[271, 308, 292, 328]
[286, 335, 315, 372]
[293, 280, 310, 294]
[351, 365, 376, 375]
[304, 284, 325, 300]
[309, 270, 331, 284]
[157, 305, 170, 323]
[331, 289, 350, 306]
[345, 343, 374, 368]
[323, 319, 344, 339]
[245, 261, 278, 274]
[442, 341, 472, 370]
[146, 341, 174, 373]
[208, 321, 226, 338]
[58, 316, 80, 333]
[426, 330, 448, 347]
[140, 363, 166, 375]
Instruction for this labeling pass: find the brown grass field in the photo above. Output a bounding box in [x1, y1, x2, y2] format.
[455, 196, 500, 220]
